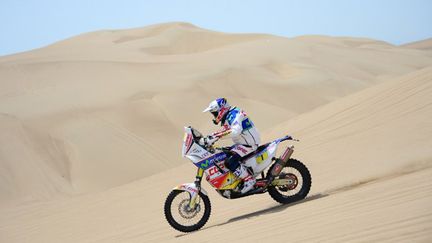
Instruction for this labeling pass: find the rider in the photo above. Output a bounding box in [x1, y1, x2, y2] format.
[202, 98, 261, 194]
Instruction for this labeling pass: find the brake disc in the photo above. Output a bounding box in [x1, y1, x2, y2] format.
[178, 199, 201, 219]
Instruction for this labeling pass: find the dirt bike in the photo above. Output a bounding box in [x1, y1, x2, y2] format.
[164, 126, 311, 232]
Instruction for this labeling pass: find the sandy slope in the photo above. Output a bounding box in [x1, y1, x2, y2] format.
[1, 23, 432, 203]
[402, 38, 432, 51]
[265, 66, 432, 193]
[1, 61, 431, 242]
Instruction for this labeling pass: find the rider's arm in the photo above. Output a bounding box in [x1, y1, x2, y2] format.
[213, 112, 243, 139]
[213, 126, 231, 138]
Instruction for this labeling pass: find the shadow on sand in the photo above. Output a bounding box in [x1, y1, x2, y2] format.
[175, 193, 328, 238]
[175, 164, 432, 237]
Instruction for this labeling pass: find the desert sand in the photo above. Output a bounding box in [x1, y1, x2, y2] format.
[0, 22, 431, 242]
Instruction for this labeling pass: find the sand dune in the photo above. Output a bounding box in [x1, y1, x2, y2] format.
[1, 23, 432, 242]
[1, 23, 432, 204]
[265, 66, 432, 191]
[402, 38, 432, 51]
[1, 62, 431, 242]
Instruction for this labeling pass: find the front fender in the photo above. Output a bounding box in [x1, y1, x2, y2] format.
[173, 183, 208, 196]
[173, 183, 208, 209]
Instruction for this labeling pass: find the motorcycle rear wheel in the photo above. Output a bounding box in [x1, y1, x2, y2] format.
[267, 158, 311, 204]
[164, 190, 211, 232]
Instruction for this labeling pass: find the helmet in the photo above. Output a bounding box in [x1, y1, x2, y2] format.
[203, 98, 231, 125]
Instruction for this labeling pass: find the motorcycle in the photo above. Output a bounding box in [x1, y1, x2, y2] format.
[164, 126, 311, 232]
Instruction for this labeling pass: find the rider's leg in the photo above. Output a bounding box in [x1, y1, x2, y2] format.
[225, 153, 241, 172]
[233, 164, 256, 193]
[225, 147, 256, 193]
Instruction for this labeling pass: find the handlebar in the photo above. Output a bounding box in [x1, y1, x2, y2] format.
[279, 135, 299, 143]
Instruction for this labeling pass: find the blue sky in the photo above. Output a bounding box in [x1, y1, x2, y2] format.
[1, 0, 431, 56]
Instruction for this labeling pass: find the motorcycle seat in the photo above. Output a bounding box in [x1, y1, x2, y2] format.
[241, 143, 269, 162]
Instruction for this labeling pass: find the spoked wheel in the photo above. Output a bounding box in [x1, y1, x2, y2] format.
[267, 158, 311, 204]
[164, 190, 211, 232]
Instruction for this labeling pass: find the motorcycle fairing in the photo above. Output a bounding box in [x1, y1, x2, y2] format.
[206, 167, 241, 190]
[194, 152, 227, 170]
[216, 173, 242, 190]
[243, 142, 276, 175]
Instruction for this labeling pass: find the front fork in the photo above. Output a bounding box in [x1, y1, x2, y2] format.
[189, 168, 204, 209]
[172, 168, 206, 210]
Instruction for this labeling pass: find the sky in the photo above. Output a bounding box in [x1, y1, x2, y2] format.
[1, 0, 431, 56]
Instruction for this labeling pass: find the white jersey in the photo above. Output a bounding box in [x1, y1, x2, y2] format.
[220, 107, 261, 149]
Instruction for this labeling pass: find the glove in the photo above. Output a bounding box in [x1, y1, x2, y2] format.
[206, 135, 219, 146]
[199, 135, 219, 147]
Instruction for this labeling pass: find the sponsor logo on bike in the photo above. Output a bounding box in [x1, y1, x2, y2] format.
[207, 163, 226, 177]
[178, 184, 198, 193]
[184, 134, 193, 153]
[234, 145, 248, 154]
[255, 151, 268, 164]
[195, 153, 227, 169]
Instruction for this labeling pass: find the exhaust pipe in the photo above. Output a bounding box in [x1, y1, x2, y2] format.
[269, 145, 294, 178]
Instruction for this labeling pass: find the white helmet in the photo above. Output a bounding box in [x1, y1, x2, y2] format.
[203, 98, 231, 125]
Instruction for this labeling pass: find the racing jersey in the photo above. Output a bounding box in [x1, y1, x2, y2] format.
[219, 107, 261, 148]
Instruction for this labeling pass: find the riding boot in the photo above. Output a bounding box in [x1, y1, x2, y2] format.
[233, 164, 256, 194]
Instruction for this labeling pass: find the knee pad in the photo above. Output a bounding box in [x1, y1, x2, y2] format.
[225, 153, 241, 172]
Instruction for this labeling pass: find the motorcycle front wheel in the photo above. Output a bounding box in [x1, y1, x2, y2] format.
[164, 190, 211, 232]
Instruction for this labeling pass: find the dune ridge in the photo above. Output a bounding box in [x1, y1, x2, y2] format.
[402, 37, 432, 51]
